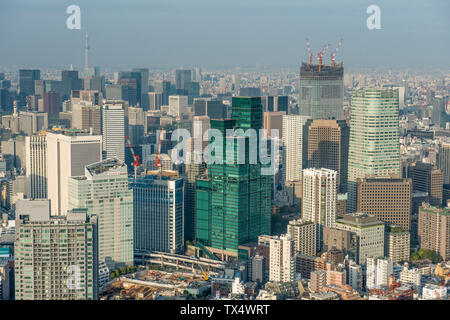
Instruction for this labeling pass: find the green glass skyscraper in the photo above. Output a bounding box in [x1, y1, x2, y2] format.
[347, 88, 401, 213]
[195, 97, 271, 261]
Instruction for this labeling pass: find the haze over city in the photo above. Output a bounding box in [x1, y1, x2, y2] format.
[0, 0, 449, 69]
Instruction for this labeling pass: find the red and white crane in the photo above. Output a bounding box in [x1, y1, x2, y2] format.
[155, 128, 163, 178]
[330, 38, 343, 68]
[318, 43, 330, 72]
[125, 135, 140, 180]
[306, 38, 313, 64]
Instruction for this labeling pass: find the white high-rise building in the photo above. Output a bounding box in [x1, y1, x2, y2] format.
[102, 103, 125, 162]
[282, 115, 311, 183]
[68, 158, 133, 270]
[269, 234, 296, 283]
[399, 263, 421, 287]
[47, 132, 102, 216]
[302, 168, 337, 228]
[168, 95, 188, 117]
[25, 134, 47, 199]
[366, 257, 393, 290]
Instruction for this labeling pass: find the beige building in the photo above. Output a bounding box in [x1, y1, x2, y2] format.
[263, 111, 285, 138]
[418, 203, 450, 261]
[287, 219, 317, 256]
[307, 119, 349, 193]
[71, 101, 102, 135]
[384, 225, 410, 263]
[336, 214, 385, 264]
[357, 177, 412, 231]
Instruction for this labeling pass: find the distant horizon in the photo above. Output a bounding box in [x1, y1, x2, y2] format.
[0, 0, 449, 70]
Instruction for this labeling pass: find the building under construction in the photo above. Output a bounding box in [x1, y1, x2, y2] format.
[299, 39, 344, 120]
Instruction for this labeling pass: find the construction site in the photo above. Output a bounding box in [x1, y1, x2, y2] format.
[100, 269, 210, 300]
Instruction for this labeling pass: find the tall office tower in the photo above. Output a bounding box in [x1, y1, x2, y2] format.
[84, 76, 105, 96]
[411, 162, 443, 206]
[298, 62, 344, 120]
[307, 119, 349, 193]
[126, 106, 144, 148]
[43, 91, 60, 115]
[193, 98, 207, 116]
[14, 200, 98, 300]
[168, 95, 188, 117]
[302, 168, 337, 250]
[175, 69, 192, 92]
[47, 131, 102, 216]
[105, 84, 128, 102]
[274, 96, 288, 113]
[438, 142, 450, 185]
[148, 92, 162, 111]
[418, 203, 450, 261]
[193, 98, 224, 119]
[61, 70, 82, 101]
[19, 69, 40, 97]
[68, 158, 133, 270]
[347, 88, 400, 213]
[269, 234, 296, 283]
[282, 115, 311, 183]
[263, 111, 285, 139]
[102, 103, 125, 161]
[195, 97, 271, 260]
[185, 81, 200, 104]
[366, 257, 393, 290]
[336, 214, 385, 264]
[25, 134, 47, 199]
[117, 78, 138, 106]
[131, 175, 184, 254]
[131, 68, 149, 109]
[206, 100, 224, 119]
[149, 79, 171, 105]
[287, 219, 317, 256]
[185, 156, 206, 242]
[18, 111, 48, 136]
[384, 225, 410, 263]
[71, 101, 102, 135]
[431, 95, 447, 128]
[119, 71, 142, 106]
[357, 177, 412, 231]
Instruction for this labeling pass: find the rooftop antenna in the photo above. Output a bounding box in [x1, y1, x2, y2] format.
[84, 30, 90, 70]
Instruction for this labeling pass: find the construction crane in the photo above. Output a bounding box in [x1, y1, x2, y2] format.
[306, 38, 313, 64]
[197, 263, 209, 281]
[154, 128, 163, 179]
[125, 136, 140, 180]
[318, 43, 330, 72]
[330, 38, 343, 68]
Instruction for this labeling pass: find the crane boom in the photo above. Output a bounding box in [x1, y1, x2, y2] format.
[331, 38, 343, 67]
[306, 38, 313, 64]
[125, 136, 140, 180]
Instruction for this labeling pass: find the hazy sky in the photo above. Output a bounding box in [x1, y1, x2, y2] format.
[0, 0, 449, 70]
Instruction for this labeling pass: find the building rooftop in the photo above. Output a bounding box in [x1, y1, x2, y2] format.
[336, 213, 384, 228]
[86, 158, 125, 176]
